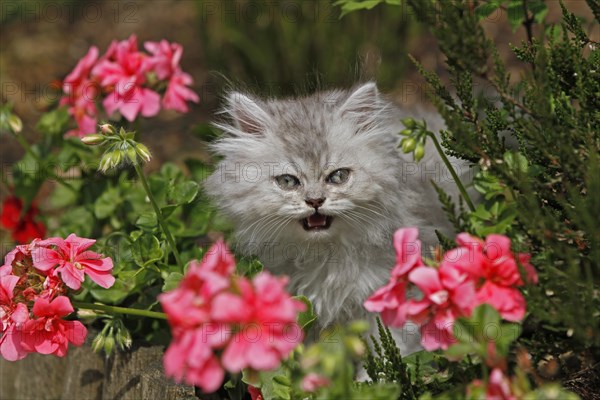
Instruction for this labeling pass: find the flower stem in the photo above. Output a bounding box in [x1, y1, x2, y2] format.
[73, 301, 167, 320]
[13, 133, 77, 193]
[426, 132, 476, 212]
[133, 163, 184, 270]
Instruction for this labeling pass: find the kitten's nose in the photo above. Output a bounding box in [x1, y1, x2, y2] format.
[305, 198, 326, 208]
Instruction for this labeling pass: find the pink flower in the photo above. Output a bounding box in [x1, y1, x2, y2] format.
[301, 373, 331, 392]
[21, 296, 87, 357]
[163, 328, 225, 393]
[162, 70, 199, 113]
[0, 272, 30, 361]
[391, 227, 424, 278]
[60, 46, 100, 137]
[364, 227, 424, 326]
[144, 40, 183, 80]
[92, 35, 160, 121]
[160, 241, 305, 391]
[212, 273, 305, 372]
[159, 241, 235, 392]
[405, 265, 475, 351]
[448, 234, 537, 322]
[487, 368, 516, 400]
[31, 233, 115, 290]
[364, 278, 408, 327]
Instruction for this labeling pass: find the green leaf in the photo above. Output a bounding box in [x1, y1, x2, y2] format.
[162, 272, 184, 292]
[236, 257, 263, 278]
[496, 322, 521, 352]
[168, 181, 199, 205]
[529, 0, 549, 23]
[94, 187, 121, 219]
[49, 179, 82, 208]
[475, 1, 501, 20]
[136, 211, 158, 231]
[334, 0, 388, 18]
[472, 304, 501, 341]
[507, 0, 525, 31]
[132, 234, 164, 267]
[184, 158, 213, 182]
[295, 295, 318, 331]
[452, 317, 477, 344]
[36, 107, 70, 136]
[89, 280, 130, 304]
[444, 343, 475, 360]
[55, 206, 94, 237]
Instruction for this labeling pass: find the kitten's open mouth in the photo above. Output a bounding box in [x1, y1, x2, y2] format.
[301, 212, 333, 231]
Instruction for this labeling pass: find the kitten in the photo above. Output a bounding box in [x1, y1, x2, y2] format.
[205, 82, 462, 355]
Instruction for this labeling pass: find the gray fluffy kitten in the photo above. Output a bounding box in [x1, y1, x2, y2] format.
[205, 82, 462, 354]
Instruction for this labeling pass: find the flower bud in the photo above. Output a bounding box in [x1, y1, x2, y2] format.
[135, 143, 152, 163]
[104, 335, 115, 356]
[116, 327, 132, 349]
[401, 118, 417, 129]
[81, 134, 106, 145]
[91, 334, 105, 353]
[8, 114, 23, 133]
[125, 146, 138, 164]
[414, 143, 425, 162]
[399, 129, 413, 136]
[99, 123, 116, 135]
[345, 336, 366, 357]
[347, 320, 370, 335]
[401, 138, 417, 153]
[99, 153, 112, 172]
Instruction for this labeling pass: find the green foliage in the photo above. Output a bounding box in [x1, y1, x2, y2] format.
[196, 0, 415, 93]
[364, 318, 421, 399]
[407, 0, 600, 353]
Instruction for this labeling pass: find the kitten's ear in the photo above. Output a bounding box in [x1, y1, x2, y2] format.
[339, 82, 380, 119]
[226, 92, 271, 135]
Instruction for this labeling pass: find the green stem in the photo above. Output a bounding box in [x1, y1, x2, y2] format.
[426, 132, 476, 212]
[73, 301, 167, 320]
[133, 163, 184, 270]
[13, 133, 77, 193]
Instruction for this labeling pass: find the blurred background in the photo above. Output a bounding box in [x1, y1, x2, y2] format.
[0, 0, 596, 168]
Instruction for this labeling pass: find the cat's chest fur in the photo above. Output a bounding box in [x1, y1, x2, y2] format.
[258, 240, 394, 329]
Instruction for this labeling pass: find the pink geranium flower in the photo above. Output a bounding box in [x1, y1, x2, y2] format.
[212, 273, 305, 372]
[60, 46, 100, 137]
[144, 40, 183, 80]
[21, 296, 87, 357]
[163, 328, 225, 393]
[0, 273, 29, 361]
[160, 241, 305, 392]
[405, 265, 475, 350]
[448, 233, 537, 321]
[162, 70, 199, 113]
[31, 233, 115, 290]
[301, 373, 331, 392]
[92, 35, 160, 121]
[364, 227, 424, 326]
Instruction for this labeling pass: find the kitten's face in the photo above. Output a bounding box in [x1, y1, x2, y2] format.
[206, 83, 405, 249]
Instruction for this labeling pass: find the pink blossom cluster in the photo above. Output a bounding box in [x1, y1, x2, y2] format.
[60, 35, 199, 137]
[1, 234, 114, 360]
[159, 240, 306, 393]
[364, 228, 537, 351]
[467, 367, 517, 400]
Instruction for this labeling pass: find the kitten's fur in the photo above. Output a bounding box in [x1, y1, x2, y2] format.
[205, 82, 463, 355]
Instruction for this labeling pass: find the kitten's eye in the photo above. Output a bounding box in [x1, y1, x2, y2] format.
[275, 174, 301, 190]
[327, 169, 351, 184]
